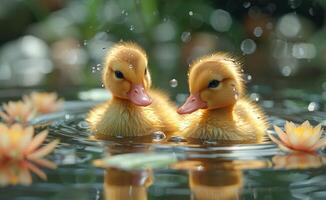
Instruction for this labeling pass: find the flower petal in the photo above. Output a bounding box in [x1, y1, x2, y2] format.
[26, 162, 47, 180]
[19, 126, 34, 150]
[273, 125, 291, 146]
[25, 130, 48, 154]
[27, 139, 59, 159]
[30, 158, 57, 169]
[310, 137, 326, 150]
[18, 168, 32, 185]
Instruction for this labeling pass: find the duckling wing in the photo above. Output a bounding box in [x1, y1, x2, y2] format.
[234, 98, 269, 142]
[86, 101, 110, 131]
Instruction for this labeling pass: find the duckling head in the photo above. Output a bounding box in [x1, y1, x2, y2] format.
[102, 42, 152, 106]
[178, 53, 244, 114]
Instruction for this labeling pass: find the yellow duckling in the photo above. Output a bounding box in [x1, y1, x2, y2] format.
[87, 42, 179, 138]
[177, 53, 268, 143]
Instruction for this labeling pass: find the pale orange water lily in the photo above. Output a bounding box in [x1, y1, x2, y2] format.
[272, 153, 326, 170]
[0, 101, 36, 124]
[269, 121, 326, 152]
[24, 92, 63, 114]
[0, 158, 56, 186]
[0, 123, 59, 161]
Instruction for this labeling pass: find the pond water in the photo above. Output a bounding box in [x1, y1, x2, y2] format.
[0, 86, 326, 200]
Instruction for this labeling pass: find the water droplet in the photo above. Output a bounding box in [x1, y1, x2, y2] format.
[181, 31, 191, 42]
[189, 11, 193, 16]
[101, 84, 104, 88]
[91, 66, 96, 73]
[96, 64, 102, 71]
[210, 9, 232, 32]
[253, 26, 263, 37]
[250, 93, 260, 102]
[77, 121, 89, 130]
[64, 114, 71, 120]
[170, 79, 178, 88]
[281, 66, 292, 77]
[277, 14, 301, 38]
[152, 131, 166, 142]
[83, 40, 87, 46]
[308, 102, 319, 112]
[246, 74, 252, 82]
[243, 2, 251, 8]
[129, 25, 135, 31]
[240, 39, 256, 55]
[168, 136, 187, 143]
[121, 10, 128, 16]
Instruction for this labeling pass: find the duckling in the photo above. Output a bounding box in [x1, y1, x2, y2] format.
[177, 53, 268, 143]
[87, 42, 179, 138]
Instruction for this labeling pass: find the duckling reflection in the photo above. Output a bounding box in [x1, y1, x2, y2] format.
[190, 169, 242, 200]
[178, 53, 269, 143]
[172, 156, 270, 200]
[174, 159, 243, 200]
[104, 167, 152, 200]
[102, 144, 153, 200]
[87, 42, 180, 139]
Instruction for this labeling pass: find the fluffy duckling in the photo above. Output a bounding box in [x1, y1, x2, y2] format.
[87, 42, 179, 138]
[177, 53, 268, 143]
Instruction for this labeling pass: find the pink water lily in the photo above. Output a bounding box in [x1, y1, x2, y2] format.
[269, 121, 326, 152]
[0, 123, 58, 186]
[0, 123, 59, 161]
[24, 92, 63, 114]
[0, 101, 36, 124]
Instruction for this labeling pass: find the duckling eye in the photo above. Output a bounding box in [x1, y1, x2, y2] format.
[114, 70, 124, 79]
[208, 80, 220, 88]
[144, 68, 147, 75]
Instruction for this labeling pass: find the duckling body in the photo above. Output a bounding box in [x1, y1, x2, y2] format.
[184, 99, 267, 142]
[178, 53, 268, 143]
[87, 42, 180, 138]
[88, 90, 179, 138]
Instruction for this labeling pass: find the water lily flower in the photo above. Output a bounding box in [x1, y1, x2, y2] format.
[0, 123, 59, 161]
[24, 92, 63, 114]
[0, 101, 36, 124]
[270, 121, 326, 152]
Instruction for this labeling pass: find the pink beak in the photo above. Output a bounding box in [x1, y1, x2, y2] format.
[177, 93, 207, 114]
[127, 84, 152, 106]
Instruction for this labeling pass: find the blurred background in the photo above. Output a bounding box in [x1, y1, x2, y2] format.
[0, 0, 325, 106]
